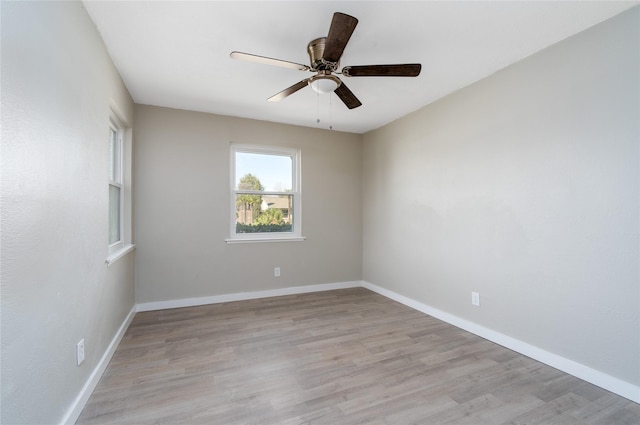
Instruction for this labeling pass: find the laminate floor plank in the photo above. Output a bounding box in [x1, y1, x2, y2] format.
[76, 288, 638, 424]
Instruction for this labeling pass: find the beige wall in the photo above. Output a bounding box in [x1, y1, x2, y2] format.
[1, 1, 135, 424]
[134, 105, 362, 303]
[363, 8, 639, 387]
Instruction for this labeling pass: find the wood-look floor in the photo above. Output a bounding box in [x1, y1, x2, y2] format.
[77, 288, 639, 424]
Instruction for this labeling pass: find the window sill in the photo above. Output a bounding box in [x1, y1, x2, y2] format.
[225, 236, 306, 244]
[106, 244, 135, 266]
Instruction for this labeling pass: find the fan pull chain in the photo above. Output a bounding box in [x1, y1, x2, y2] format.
[329, 92, 333, 130]
[316, 91, 320, 125]
[315, 92, 333, 130]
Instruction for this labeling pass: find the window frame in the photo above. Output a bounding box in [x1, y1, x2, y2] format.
[227, 143, 304, 243]
[108, 119, 123, 252]
[106, 108, 135, 264]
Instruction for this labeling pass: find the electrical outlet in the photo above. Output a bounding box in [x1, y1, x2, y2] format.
[76, 339, 85, 366]
[274, 267, 281, 277]
[471, 292, 480, 307]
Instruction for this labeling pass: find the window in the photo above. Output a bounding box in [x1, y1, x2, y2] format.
[106, 110, 134, 264]
[108, 121, 122, 248]
[228, 144, 303, 243]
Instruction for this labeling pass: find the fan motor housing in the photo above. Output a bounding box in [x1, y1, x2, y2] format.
[307, 37, 338, 71]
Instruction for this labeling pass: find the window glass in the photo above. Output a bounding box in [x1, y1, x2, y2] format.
[235, 194, 294, 233]
[108, 119, 123, 249]
[235, 152, 292, 191]
[108, 184, 121, 244]
[230, 145, 301, 240]
[109, 127, 118, 182]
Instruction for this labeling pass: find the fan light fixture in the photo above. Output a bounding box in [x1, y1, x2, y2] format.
[308, 74, 341, 94]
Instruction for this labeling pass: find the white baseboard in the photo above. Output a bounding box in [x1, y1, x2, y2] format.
[60, 306, 137, 425]
[361, 281, 640, 404]
[136, 281, 362, 312]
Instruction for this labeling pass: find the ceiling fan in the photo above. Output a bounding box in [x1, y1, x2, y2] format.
[230, 12, 421, 109]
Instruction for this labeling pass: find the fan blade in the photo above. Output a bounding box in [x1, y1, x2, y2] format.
[230, 51, 310, 71]
[342, 64, 422, 77]
[334, 82, 362, 109]
[268, 79, 311, 102]
[323, 13, 358, 63]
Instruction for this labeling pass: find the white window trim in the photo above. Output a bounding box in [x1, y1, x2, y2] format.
[226, 143, 305, 244]
[108, 119, 124, 252]
[106, 244, 135, 265]
[106, 106, 135, 265]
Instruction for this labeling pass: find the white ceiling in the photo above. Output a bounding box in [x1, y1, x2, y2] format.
[83, 1, 637, 134]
